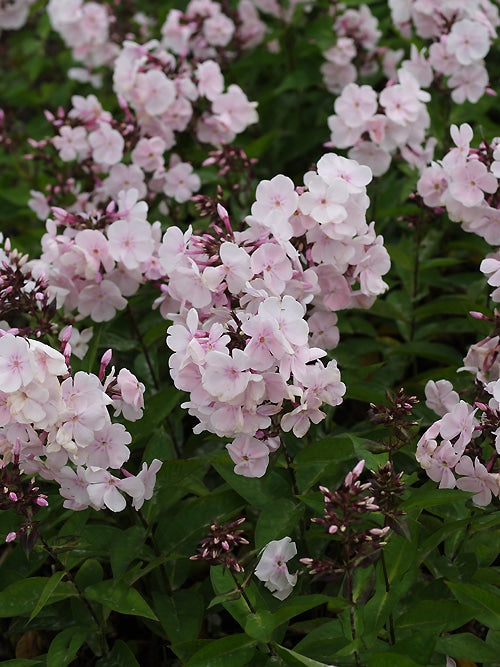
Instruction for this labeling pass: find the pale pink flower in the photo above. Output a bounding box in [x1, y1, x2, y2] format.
[334, 83, 378, 128]
[203, 13, 234, 46]
[299, 172, 349, 225]
[132, 459, 163, 509]
[281, 390, 325, 438]
[88, 122, 124, 166]
[131, 136, 166, 172]
[446, 19, 490, 66]
[114, 368, 145, 421]
[448, 161, 497, 207]
[316, 154, 372, 193]
[211, 84, 258, 134]
[163, 161, 201, 203]
[439, 400, 478, 453]
[455, 456, 499, 506]
[202, 349, 255, 401]
[226, 435, 270, 478]
[251, 174, 298, 230]
[449, 64, 488, 104]
[77, 280, 127, 322]
[254, 536, 297, 600]
[425, 380, 459, 417]
[85, 422, 131, 469]
[0, 335, 33, 393]
[85, 468, 144, 512]
[53, 125, 88, 162]
[196, 60, 224, 100]
[251, 243, 293, 294]
[426, 441, 460, 488]
[107, 218, 155, 270]
[136, 69, 176, 116]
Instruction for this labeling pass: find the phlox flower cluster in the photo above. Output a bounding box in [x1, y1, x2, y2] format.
[417, 334, 500, 506]
[28, 42, 258, 218]
[327, 68, 432, 177]
[160, 0, 267, 57]
[47, 0, 119, 84]
[164, 153, 390, 477]
[417, 123, 500, 248]
[389, 0, 499, 103]
[28, 93, 202, 218]
[0, 331, 161, 518]
[113, 39, 258, 149]
[321, 4, 403, 95]
[27, 188, 162, 324]
[0, 0, 35, 31]
[0, 233, 94, 358]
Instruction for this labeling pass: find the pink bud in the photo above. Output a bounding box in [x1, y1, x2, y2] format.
[60, 325, 73, 345]
[36, 497, 49, 507]
[5, 532, 17, 543]
[9, 492, 18, 502]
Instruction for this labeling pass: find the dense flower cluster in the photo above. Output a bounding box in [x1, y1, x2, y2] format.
[113, 40, 258, 149]
[28, 51, 257, 218]
[165, 152, 390, 476]
[321, 4, 397, 95]
[417, 338, 500, 506]
[327, 70, 432, 176]
[389, 0, 499, 102]
[47, 0, 118, 81]
[417, 123, 499, 246]
[0, 331, 161, 519]
[27, 189, 160, 323]
[0, 0, 36, 31]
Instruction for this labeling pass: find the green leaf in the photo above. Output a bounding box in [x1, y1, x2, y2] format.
[110, 526, 146, 578]
[367, 653, 423, 667]
[153, 589, 204, 644]
[185, 634, 257, 667]
[435, 633, 499, 661]
[85, 580, 158, 621]
[244, 610, 275, 643]
[47, 626, 90, 667]
[0, 577, 76, 617]
[0, 661, 43, 666]
[96, 640, 141, 667]
[75, 558, 104, 590]
[274, 645, 332, 666]
[212, 457, 291, 509]
[402, 486, 466, 511]
[254, 498, 303, 549]
[396, 600, 476, 633]
[127, 385, 183, 441]
[446, 581, 500, 630]
[272, 595, 348, 628]
[29, 571, 67, 622]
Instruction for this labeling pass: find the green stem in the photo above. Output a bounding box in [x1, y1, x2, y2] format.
[345, 568, 361, 667]
[40, 536, 109, 656]
[380, 551, 395, 645]
[137, 509, 172, 595]
[126, 303, 182, 458]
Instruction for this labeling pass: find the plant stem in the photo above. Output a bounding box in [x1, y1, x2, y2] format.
[137, 509, 172, 595]
[380, 551, 395, 645]
[40, 535, 109, 656]
[126, 303, 182, 458]
[229, 569, 256, 614]
[345, 569, 362, 667]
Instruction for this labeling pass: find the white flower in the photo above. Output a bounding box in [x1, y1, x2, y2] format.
[254, 536, 297, 600]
